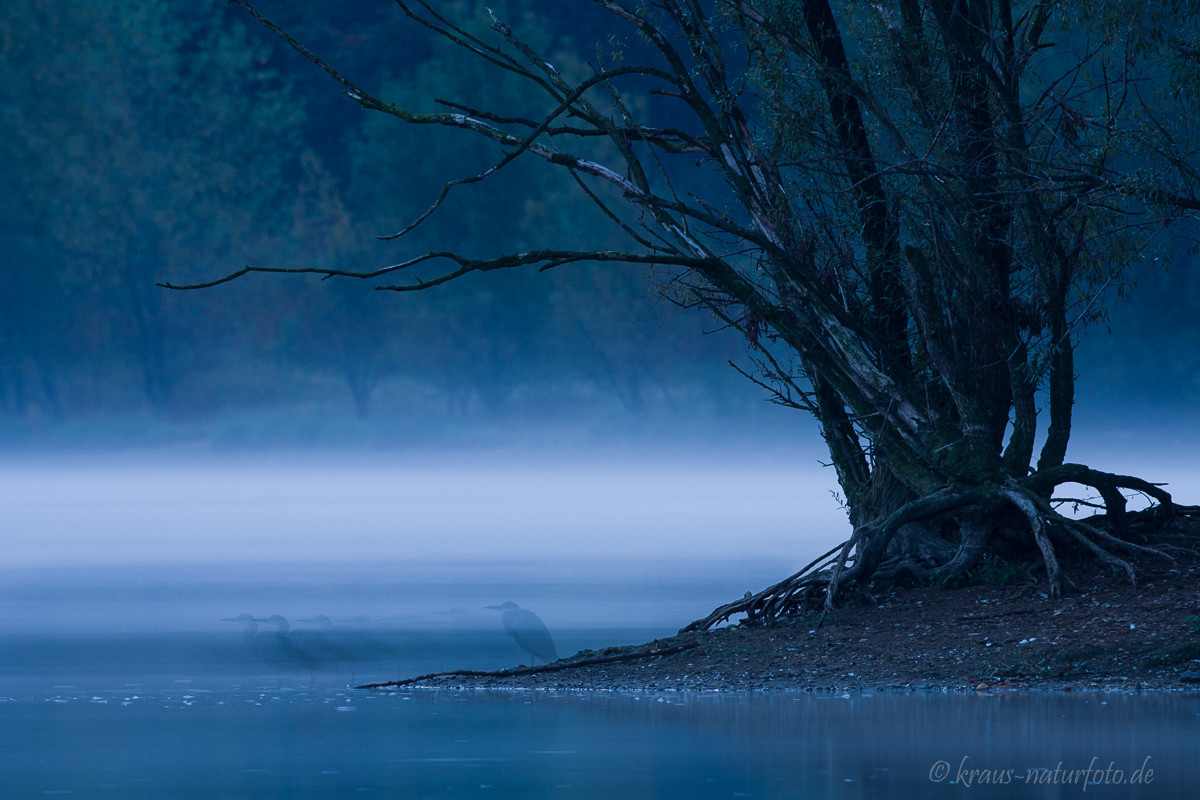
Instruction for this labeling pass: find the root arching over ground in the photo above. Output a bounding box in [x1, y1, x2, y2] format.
[683, 464, 1200, 634]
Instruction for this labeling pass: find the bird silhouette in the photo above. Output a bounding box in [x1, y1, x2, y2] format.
[487, 601, 558, 664]
[222, 613, 274, 668]
[256, 614, 322, 674]
[297, 615, 356, 662]
[223, 613, 321, 682]
[296, 614, 375, 681]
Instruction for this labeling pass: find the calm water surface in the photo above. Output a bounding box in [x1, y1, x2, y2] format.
[3, 676, 1197, 798]
[3, 461, 1198, 797]
[2, 563, 1198, 799]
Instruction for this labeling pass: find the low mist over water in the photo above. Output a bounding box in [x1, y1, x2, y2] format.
[3, 443, 1199, 799]
[4, 437, 1198, 638]
[0, 450, 849, 567]
[0, 449, 852, 655]
[3, 454, 1198, 800]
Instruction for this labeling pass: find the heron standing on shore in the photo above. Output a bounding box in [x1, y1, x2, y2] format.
[487, 601, 558, 664]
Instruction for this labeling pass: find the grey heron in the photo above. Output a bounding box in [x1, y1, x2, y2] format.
[222, 612, 273, 666]
[296, 614, 389, 681]
[222, 613, 320, 675]
[256, 614, 322, 673]
[487, 601, 558, 664]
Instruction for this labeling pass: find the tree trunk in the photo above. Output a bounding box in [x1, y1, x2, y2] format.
[187, 0, 1200, 629]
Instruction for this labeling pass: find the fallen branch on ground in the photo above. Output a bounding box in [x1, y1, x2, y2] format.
[357, 640, 701, 689]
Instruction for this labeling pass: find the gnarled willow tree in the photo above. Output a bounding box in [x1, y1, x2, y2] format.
[175, 0, 1200, 627]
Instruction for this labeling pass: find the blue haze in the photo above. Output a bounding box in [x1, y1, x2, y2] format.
[3, 453, 1200, 797]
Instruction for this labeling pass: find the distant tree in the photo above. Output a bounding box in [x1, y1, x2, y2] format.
[547, 263, 741, 413]
[276, 151, 400, 418]
[342, 20, 590, 414]
[336, 9, 718, 417]
[180, 0, 1200, 621]
[0, 160, 67, 420]
[1078, 252, 1200, 409]
[2, 0, 307, 410]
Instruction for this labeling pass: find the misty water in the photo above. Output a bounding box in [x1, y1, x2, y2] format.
[3, 453, 1199, 798]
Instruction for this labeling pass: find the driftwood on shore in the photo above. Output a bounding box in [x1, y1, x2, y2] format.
[358, 640, 700, 689]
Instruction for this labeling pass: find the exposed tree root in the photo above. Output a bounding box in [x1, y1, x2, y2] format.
[682, 465, 1199, 634]
[357, 641, 701, 689]
[1003, 485, 1064, 597]
[680, 543, 846, 634]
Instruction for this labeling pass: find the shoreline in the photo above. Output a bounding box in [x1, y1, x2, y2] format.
[369, 557, 1200, 694]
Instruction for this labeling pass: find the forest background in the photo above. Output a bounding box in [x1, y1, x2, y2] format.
[3, 0, 1196, 453]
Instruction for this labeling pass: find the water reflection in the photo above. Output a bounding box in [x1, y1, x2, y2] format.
[2, 452, 1197, 797]
[2, 568, 1197, 798]
[1, 686, 1196, 798]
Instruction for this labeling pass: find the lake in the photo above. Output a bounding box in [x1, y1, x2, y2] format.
[2, 457, 1198, 797]
[3, 681, 1197, 798]
[3, 561, 1198, 799]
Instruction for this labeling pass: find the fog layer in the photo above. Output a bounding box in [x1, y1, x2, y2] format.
[0, 453, 850, 568]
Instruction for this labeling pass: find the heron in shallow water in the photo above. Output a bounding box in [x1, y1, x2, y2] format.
[296, 614, 393, 679]
[257, 614, 322, 673]
[222, 613, 320, 676]
[222, 613, 273, 666]
[487, 601, 558, 664]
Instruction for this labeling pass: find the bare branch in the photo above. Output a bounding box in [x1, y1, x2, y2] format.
[161, 250, 716, 293]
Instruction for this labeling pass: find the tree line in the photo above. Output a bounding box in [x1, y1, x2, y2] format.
[1, 0, 1196, 447]
[0, 0, 752, 434]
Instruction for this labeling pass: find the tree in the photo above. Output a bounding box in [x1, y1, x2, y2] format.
[3, 0, 308, 410]
[175, 0, 1200, 623]
[340, 12, 619, 415]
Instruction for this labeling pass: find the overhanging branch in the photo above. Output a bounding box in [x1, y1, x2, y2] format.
[160, 250, 718, 292]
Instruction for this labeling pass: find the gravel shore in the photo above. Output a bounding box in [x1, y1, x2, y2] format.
[370, 556, 1200, 693]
